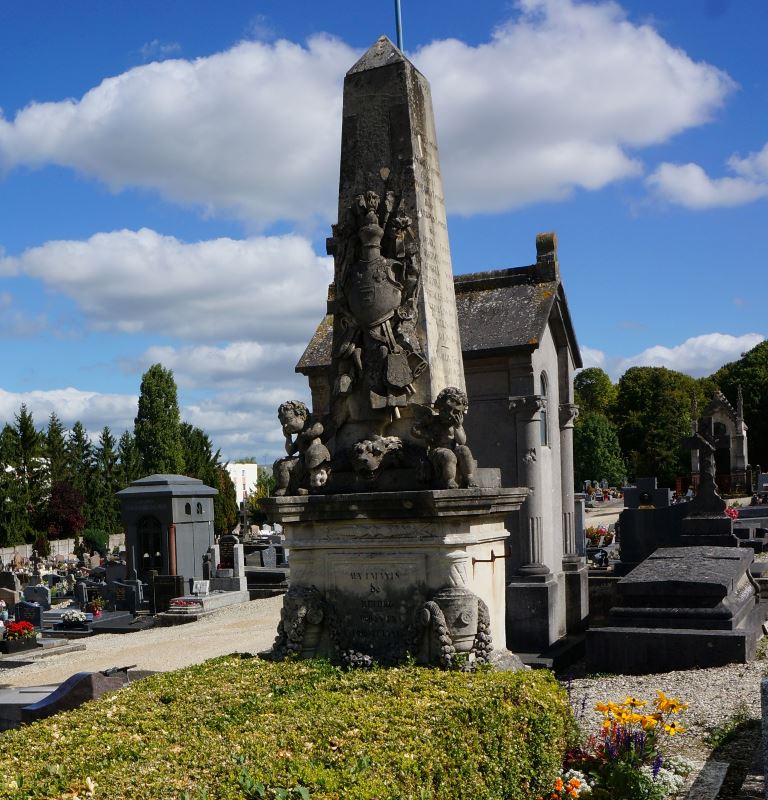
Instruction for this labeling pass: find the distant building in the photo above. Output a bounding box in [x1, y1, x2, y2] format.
[226, 463, 259, 509]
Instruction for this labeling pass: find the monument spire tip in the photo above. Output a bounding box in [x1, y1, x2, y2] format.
[348, 35, 408, 75]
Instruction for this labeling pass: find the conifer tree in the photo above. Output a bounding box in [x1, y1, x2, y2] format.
[44, 412, 68, 488]
[134, 364, 184, 475]
[116, 430, 142, 488]
[93, 426, 122, 535]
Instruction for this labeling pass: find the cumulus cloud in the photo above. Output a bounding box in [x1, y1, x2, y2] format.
[0, 228, 332, 343]
[131, 341, 305, 388]
[647, 142, 768, 209]
[0, 1, 734, 221]
[616, 333, 765, 378]
[579, 346, 607, 370]
[0, 37, 352, 227]
[0, 383, 304, 461]
[416, 0, 734, 213]
[0, 387, 138, 435]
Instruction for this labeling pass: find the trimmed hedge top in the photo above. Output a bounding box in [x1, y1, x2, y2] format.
[0, 657, 572, 800]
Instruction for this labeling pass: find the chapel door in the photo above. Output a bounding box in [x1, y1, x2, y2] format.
[137, 516, 163, 577]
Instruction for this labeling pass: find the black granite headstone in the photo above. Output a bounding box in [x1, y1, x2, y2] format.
[151, 575, 186, 614]
[218, 534, 237, 570]
[14, 600, 43, 628]
[109, 582, 138, 615]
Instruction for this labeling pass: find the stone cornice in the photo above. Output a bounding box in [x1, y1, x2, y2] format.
[262, 487, 528, 524]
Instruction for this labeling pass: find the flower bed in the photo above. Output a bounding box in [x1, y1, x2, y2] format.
[544, 691, 693, 799]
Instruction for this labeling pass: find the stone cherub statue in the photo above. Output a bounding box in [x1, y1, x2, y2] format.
[272, 401, 332, 496]
[411, 387, 477, 489]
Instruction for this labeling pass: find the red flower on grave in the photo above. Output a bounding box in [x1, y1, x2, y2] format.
[5, 620, 36, 640]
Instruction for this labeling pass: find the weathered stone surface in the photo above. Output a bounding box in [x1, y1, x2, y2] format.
[264, 488, 526, 663]
[325, 36, 463, 451]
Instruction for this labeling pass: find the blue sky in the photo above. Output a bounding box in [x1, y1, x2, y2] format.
[1, 0, 766, 461]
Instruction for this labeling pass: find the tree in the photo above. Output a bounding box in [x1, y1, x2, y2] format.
[611, 367, 698, 486]
[92, 426, 122, 535]
[0, 423, 29, 546]
[116, 430, 142, 489]
[46, 481, 86, 539]
[44, 413, 68, 488]
[180, 423, 217, 480]
[1, 405, 45, 542]
[213, 466, 238, 537]
[574, 367, 616, 416]
[247, 471, 275, 526]
[712, 340, 768, 469]
[573, 412, 625, 488]
[180, 423, 237, 535]
[134, 364, 184, 475]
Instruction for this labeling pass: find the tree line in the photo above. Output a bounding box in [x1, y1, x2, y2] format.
[573, 340, 768, 489]
[0, 364, 237, 550]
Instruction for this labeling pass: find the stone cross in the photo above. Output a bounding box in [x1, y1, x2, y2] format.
[30, 549, 43, 582]
[682, 417, 726, 514]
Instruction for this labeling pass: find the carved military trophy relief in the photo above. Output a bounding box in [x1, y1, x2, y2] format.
[328, 188, 426, 427]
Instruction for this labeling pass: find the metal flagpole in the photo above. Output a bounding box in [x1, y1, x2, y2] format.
[394, 0, 404, 51]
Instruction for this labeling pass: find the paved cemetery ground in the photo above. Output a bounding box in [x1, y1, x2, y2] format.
[0, 594, 284, 689]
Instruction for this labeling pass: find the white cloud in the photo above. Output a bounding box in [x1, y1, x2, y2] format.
[0, 387, 138, 435]
[1, 228, 333, 343]
[139, 40, 181, 62]
[647, 148, 768, 209]
[133, 341, 305, 388]
[0, 1, 734, 221]
[0, 383, 305, 462]
[615, 332, 764, 377]
[0, 36, 352, 227]
[579, 346, 607, 370]
[416, 0, 734, 213]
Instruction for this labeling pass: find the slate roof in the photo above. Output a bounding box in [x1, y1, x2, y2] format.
[454, 266, 558, 355]
[295, 265, 582, 374]
[116, 474, 218, 498]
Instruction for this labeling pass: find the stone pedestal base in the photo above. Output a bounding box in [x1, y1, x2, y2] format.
[563, 561, 589, 634]
[506, 574, 562, 653]
[262, 488, 527, 666]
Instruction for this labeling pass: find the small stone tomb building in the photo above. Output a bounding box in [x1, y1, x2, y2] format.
[116, 474, 217, 584]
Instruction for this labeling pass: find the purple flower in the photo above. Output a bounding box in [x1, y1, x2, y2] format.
[652, 754, 663, 778]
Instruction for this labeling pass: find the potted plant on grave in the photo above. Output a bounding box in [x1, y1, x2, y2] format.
[0, 620, 39, 654]
[84, 596, 105, 617]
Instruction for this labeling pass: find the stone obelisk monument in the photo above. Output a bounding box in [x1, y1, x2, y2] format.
[326, 36, 464, 450]
[263, 37, 526, 669]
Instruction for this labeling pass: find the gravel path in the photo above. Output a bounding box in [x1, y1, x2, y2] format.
[0, 595, 284, 689]
[569, 658, 766, 760]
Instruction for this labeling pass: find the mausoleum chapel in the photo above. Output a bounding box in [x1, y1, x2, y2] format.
[688, 389, 749, 495]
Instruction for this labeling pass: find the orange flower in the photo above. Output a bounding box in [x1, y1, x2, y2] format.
[554, 776, 564, 792]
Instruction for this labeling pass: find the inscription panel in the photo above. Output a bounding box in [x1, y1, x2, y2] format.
[327, 553, 427, 664]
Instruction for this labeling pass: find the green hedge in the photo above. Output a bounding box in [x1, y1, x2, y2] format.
[0, 657, 572, 800]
